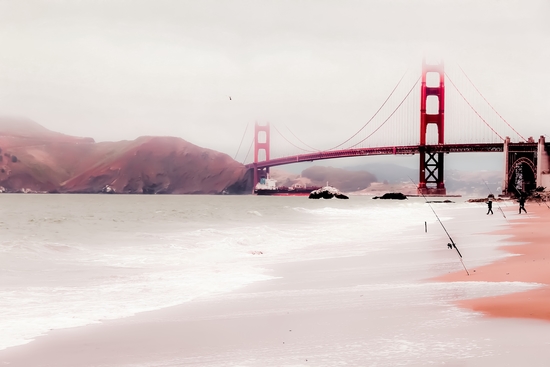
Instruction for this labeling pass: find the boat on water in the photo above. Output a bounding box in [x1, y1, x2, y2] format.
[254, 178, 321, 196]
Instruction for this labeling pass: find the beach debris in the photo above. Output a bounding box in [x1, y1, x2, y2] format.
[308, 185, 349, 199]
[467, 197, 506, 202]
[530, 189, 550, 208]
[372, 192, 407, 200]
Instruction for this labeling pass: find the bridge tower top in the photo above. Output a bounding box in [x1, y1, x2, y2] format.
[254, 122, 270, 163]
[420, 59, 445, 145]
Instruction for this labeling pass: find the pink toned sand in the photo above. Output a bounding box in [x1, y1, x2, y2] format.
[437, 204, 550, 321]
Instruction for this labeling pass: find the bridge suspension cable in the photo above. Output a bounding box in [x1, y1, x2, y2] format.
[285, 125, 320, 152]
[348, 76, 420, 148]
[233, 122, 249, 160]
[457, 64, 526, 142]
[324, 70, 409, 151]
[242, 137, 254, 164]
[272, 124, 316, 153]
[445, 72, 505, 142]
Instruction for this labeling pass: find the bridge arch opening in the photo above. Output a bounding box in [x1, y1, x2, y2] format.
[508, 157, 536, 195]
[426, 95, 439, 115]
[257, 131, 267, 144]
[425, 124, 440, 145]
[256, 149, 267, 162]
[426, 72, 441, 88]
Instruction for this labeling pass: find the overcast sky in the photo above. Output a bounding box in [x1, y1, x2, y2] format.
[0, 0, 549, 168]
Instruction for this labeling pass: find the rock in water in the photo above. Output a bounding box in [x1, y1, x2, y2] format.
[372, 192, 407, 200]
[335, 193, 349, 199]
[309, 185, 349, 199]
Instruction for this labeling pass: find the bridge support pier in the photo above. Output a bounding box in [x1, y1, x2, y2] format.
[503, 137, 538, 196]
[502, 137, 510, 195]
[418, 150, 446, 195]
[418, 60, 446, 195]
[537, 135, 550, 190]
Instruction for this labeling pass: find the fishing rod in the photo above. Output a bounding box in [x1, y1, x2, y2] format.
[530, 192, 549, 209]
[482, 180, 508, 220]
[536, 190, 550, 209]
[409, 177, 469, 275]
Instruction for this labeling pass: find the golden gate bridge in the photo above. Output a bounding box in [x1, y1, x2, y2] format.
[235, 60, 549, 196]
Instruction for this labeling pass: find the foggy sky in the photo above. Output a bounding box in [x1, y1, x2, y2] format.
[0, 0, 549, 168]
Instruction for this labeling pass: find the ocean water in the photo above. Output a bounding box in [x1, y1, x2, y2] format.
[0, 194, 544, 361]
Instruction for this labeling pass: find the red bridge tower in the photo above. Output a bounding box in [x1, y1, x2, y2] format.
[253, 122, 270, 187]
[418, 60, 446, 195]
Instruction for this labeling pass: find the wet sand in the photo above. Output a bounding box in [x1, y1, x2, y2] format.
[437, 204, 550, 322]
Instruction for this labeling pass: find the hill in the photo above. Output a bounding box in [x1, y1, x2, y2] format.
[0, 117, 250, 194]
[345, 162, 502, 196]
[269, 166, 377, 193]
[271, 162, 502, 196]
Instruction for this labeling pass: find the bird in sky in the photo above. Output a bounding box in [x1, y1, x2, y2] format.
[229, 96, 232, 100]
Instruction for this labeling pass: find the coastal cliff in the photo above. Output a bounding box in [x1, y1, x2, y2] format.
[0, 118, 251, 194]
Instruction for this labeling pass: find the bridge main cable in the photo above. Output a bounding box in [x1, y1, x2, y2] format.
[272, 124, 317, 153]
[457, 64, 526, 142]
[349, 76, 420, 148]
[233, 122, 249, 160]
[285, 124, 320, 152]
[324, 70, 409, 151]
[445, 72, 505, 142]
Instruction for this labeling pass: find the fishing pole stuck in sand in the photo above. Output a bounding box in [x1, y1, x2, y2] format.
[410, 177, 470, 276]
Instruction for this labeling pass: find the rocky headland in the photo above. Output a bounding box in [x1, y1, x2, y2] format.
[0, 118, 251, 194]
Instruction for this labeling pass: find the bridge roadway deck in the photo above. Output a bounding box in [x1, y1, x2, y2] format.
[246, 142, 537, 169]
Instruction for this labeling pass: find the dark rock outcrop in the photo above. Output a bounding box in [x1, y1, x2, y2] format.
[309, 186, 349, 199]
[372, 192, 407, 200]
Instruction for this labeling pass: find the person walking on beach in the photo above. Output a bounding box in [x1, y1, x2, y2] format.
[486, 198, 493, 215]
[518, 195, 527, 214]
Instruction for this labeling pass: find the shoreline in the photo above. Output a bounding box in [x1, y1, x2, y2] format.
[2, 202, 550, 366]
[435, 204, 550, 322]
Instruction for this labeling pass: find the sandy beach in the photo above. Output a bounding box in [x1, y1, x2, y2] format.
[437, 203, 550, 322]
[2, 200, 550, 366]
